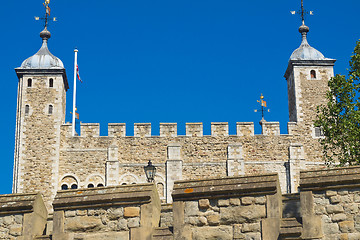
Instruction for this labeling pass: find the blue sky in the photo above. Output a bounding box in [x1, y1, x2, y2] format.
[0, 0, 359, 194]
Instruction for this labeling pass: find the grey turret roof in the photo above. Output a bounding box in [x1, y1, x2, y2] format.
[289, 24, 326, 61]
[19, 28, 64, 69]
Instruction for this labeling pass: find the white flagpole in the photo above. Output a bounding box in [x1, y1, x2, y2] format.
[72, 49, 78, 136]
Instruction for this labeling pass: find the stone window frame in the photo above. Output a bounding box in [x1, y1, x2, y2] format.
[85, 174, 105, 188]
[119, 173, 140, 186]
[59, 174, 80, 190]
[310, 70, 317, 79]
[49, 78, 54, 88]
[312, 125, 325, 139]
[27, 78, 32, 88]
[25, 104, 30, 116]
[48, 105, 53, 115]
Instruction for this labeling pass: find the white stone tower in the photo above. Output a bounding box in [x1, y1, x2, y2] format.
[284, 21, 335, 137]
[13, 26, 68, 210]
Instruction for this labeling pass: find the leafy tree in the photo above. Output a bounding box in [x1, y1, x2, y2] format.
[315, 40, 360, 166]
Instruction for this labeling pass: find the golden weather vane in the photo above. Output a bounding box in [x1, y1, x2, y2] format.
[254, 94, 270, 121]
[35, 0, 57, 28]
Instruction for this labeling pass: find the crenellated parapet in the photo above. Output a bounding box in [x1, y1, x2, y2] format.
[260, 121, 280, 136]
[60, 121, 295, 138]
[108, 123, 126, 137]
[80, 123, 100, 137]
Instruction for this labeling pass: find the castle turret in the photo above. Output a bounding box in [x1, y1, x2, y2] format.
[13, 26, 68, 210]
[284, 21, 335, 137]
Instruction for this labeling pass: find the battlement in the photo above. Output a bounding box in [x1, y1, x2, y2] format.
[61, 121, 296, 138]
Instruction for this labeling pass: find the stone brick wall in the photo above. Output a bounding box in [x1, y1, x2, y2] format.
[300, 166, 360, 240]
[57, 122, 326, 204]
[0, 193, 47, 240]
[62, 206, 140, 237]
[0, 214, 23, 239]
[52, 183, 161, 240]
[172, 173, 281, 240]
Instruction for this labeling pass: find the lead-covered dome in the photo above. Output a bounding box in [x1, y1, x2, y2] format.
[19, 28, 64, 69]
[289, 24, 326, 61]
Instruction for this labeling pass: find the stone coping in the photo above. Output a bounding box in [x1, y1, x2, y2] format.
[53, 183, 157, 210]
[172, 173, 279, 201]
[300, 165, 360, 191]
[0, 192, 42, 215]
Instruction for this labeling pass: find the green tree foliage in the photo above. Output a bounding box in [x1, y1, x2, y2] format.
[315, 40, 360, 165]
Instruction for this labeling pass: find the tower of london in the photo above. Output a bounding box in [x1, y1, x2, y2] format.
[2, 1, 360, 240]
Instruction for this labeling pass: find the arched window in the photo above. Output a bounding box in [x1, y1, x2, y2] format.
[71, 184, 78, 189]
[97, 183, 104, 187]
[27, 78, 32, 87]
[25, 105, 30, 116]
[61, 184, 68, 190]
[88, 183, 94, 188]
[310, 70, 316, 79]
[49, 78, 54, 88]
[48, 105, 53, 115]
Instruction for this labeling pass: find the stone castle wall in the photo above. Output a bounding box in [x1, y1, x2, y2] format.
[58, 121, 325, 204]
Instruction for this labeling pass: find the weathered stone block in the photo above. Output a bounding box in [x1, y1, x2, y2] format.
[341, 195, 353, 204]
[199, 199, 210, 209]
[117, 219, 128, 231]
[14, 215, 23, 225]
[9, 224, 22, 237]
[339, 190, 349, 196]
[245, 232, 261, 240]
[65, 216, 103, 232]
[124, 207, 140, 218]
[354, 194, 360, 203]
[255, 197, 266, 205]
[3, 216, 13, 225]
[107, 208, 123, 220]
[332, 213, 347, 222]
[192, 226, 233, 240]
[339, 221, 355, 233]
[206, 213, 220, 226]
[343, 203, 359, 215]
[326, 190, 337, 197]
[65, 210, 76, 218]
[330, 195, 341, 204]
[220, 205, 265, 224]
[241, 197, 254, 205]
[198, 216, 207, 226]
[218, 199, 230, 207]
[127, 217, 140, 228]
[233, 224, 244, 239]
[326, 205, 344, 214]
[323, 222, 340, 235]
[185, 201, 199, 216]
[230, 198, 240, 206]
[242, 222, 260, 233]
[348, 232, 360, 240]
[76, 210, 87, 216]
